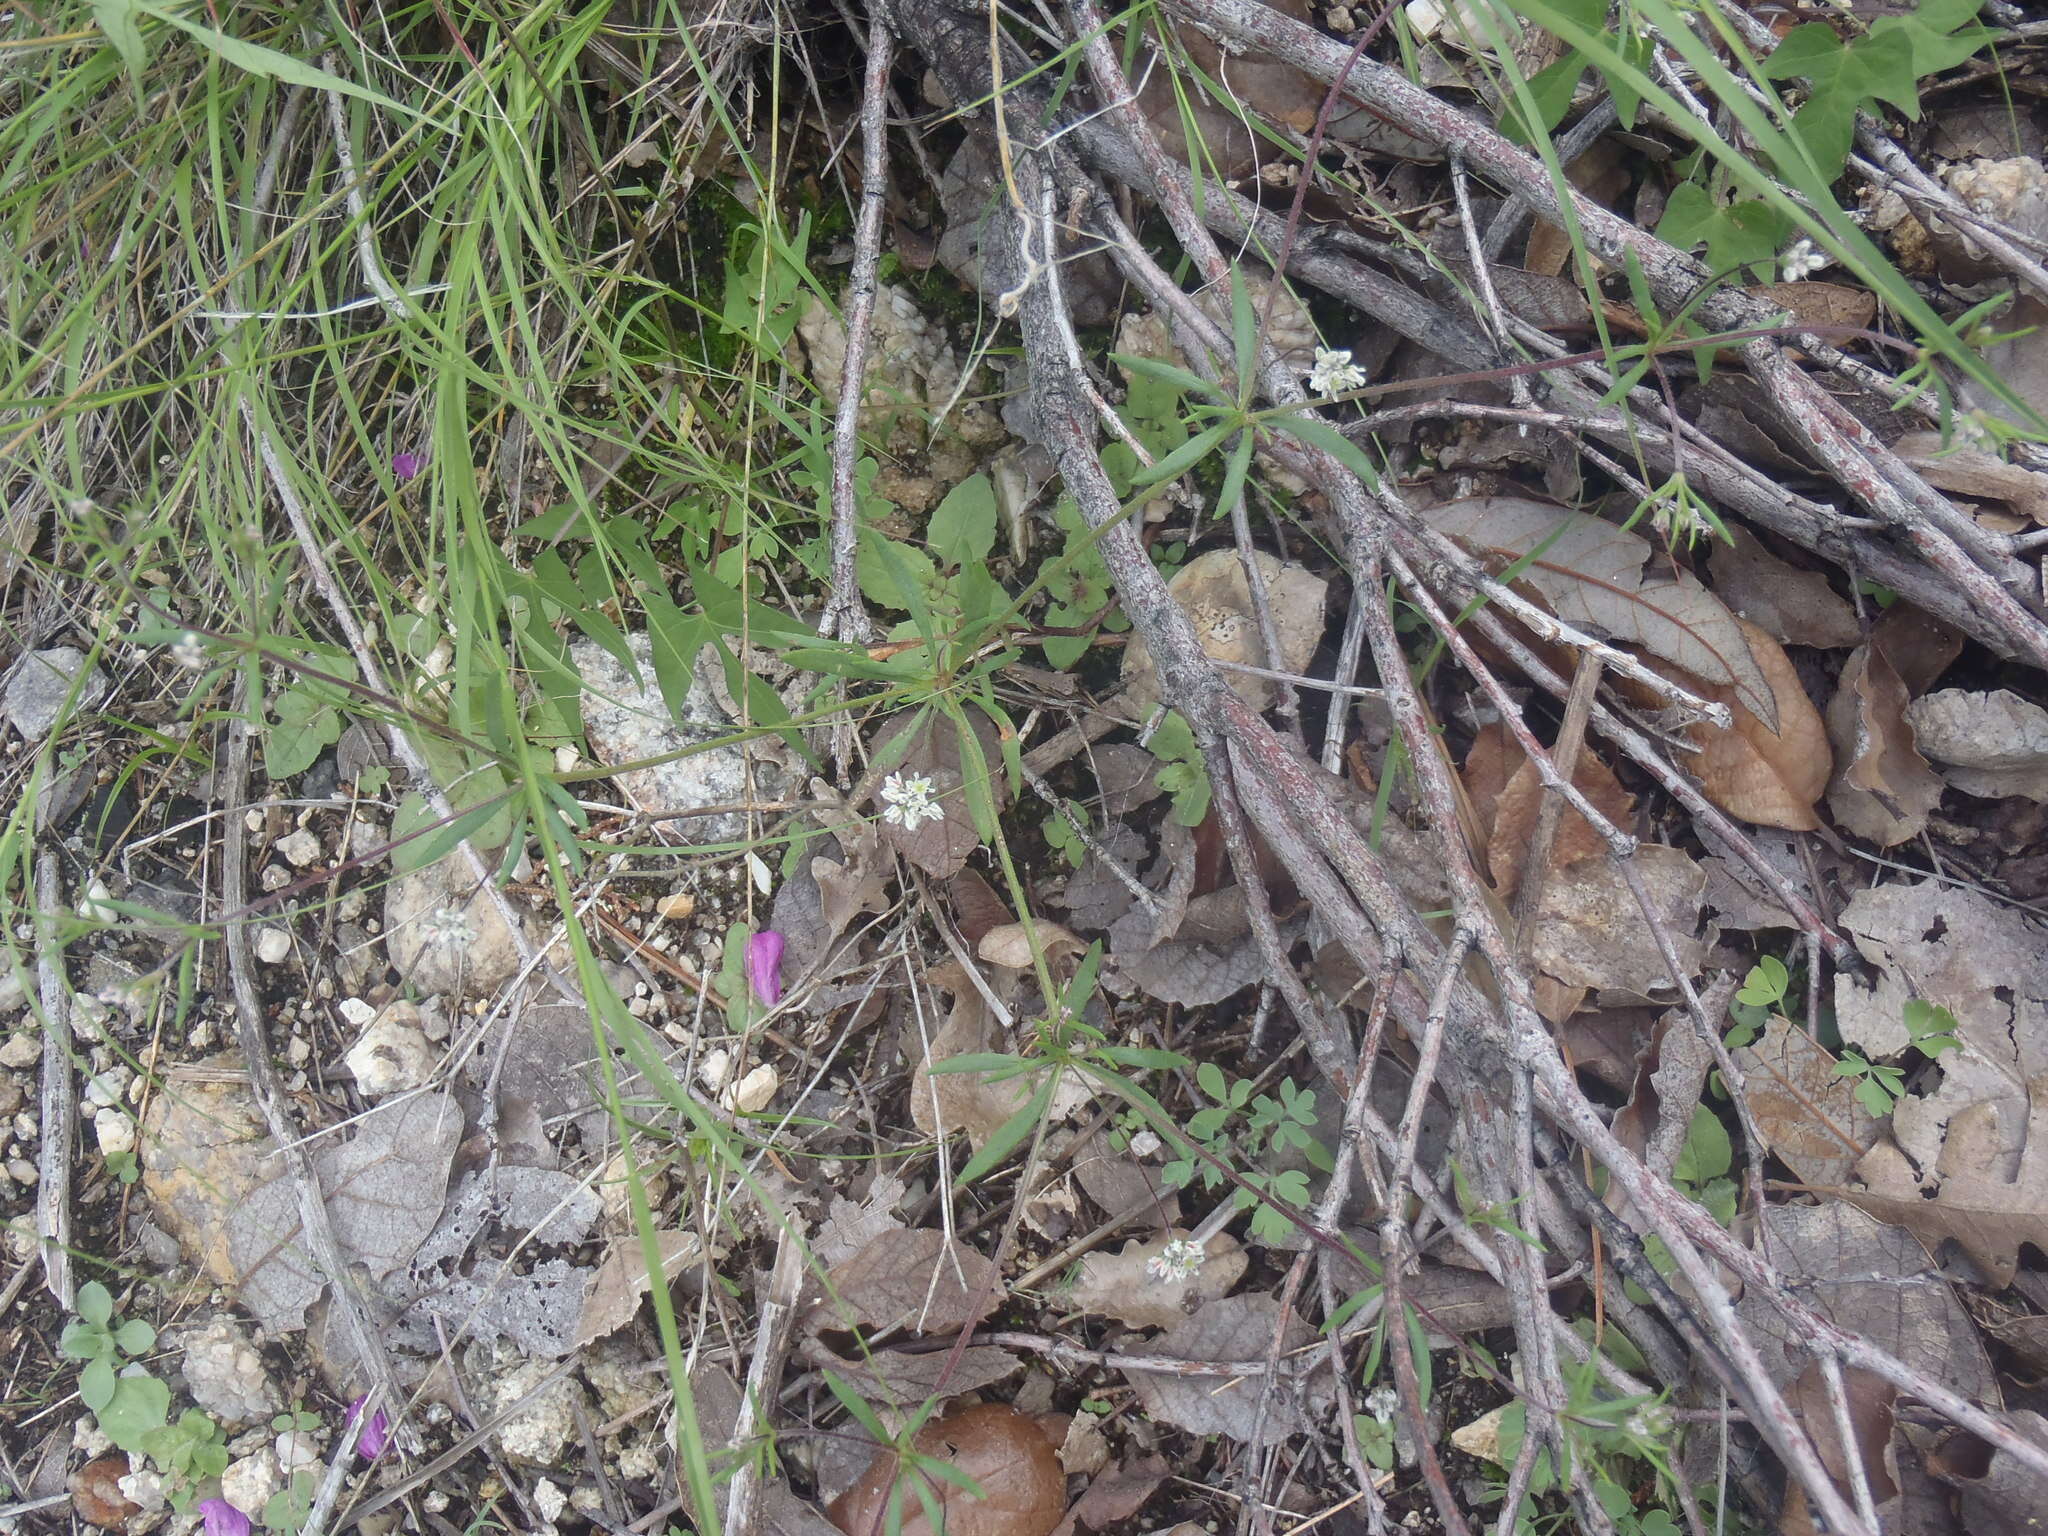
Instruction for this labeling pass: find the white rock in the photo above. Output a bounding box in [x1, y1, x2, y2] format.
[81, 878, 120, 924]
[344, 1003, 437, 1097]
[84, 1069, 129, 1108]
[94, 1108, 136, 1158]
[254, 928, 292, 965]
[384, 863, 530, 999]
[181, 1318, 280, 1427]
[727, 1063, 779, 1114]
[117, 1462, 167, 1515]
[274, 1429, 321, 1472]
[489, 1361, 585, 1466]
[0, 1035, 38, 1069]
[3, 646, 108, 741]
[533, 1479, 568, 1525]
[220, 1449, 283, 1514]
[337, 998, 377, 1027]
[569, 632, 790, 848]
[276, 829, 322, 869]
[74, 1415, 113, 1456]
[696, 1048, 732, 1094]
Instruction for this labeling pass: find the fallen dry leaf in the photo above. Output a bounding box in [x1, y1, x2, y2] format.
[1778, 1361, 1898, 1533]
[1527, 847, 1706, 999]
[1049, 1454, 1169, 1536]
[1676, 619, 1830, 830]
[1122, 1294, 1329, 1446]
[1826, 639, 1945, 847]
[1704, 525, 1860, 649]
[827, 1404, 1066, 1536]
[1731, 1202, 1994, 1401]
[1422, 496, 1777, 726]
[822, 1227, 1002, 1336]
[911, 964, 1093, 1149]
[1070, 1129, 1180, 1231]
[575, 1231, 709, 1347]
[1831, 879, 2048, 1180]
[1928, 1409, 2048, 1536]
[1748, 281, 1879, 333]
[1849, 1074, 2048, 1289]
[1906, 688, 2048, 803]
[809, 1343, 1024, 1409]
[1068, 1231, 1246, 1330]
[813, 1174, 910, 1270]
[226, 1091, 463, 1332]
[1121, 548, 1328, 715]
[1894, 432, 2048, 525]
[1734, 1014, 1884, 1189]
[1479, 735, 1635, 900]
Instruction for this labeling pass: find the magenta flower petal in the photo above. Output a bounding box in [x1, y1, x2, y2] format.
[347, 1393, 391, 1459]
[745, 929, 785, 1007]
[199, 1500, 253, 1536]
[391, 450, 426, 482]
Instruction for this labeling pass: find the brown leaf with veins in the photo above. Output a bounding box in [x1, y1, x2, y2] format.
[828, 1404, 1065, 1536]
[868, 711, 1007, 879]
[911, 963, 1092, 1148]
[1422, 497, 1777, 726]
[1846, 1073, 2048, 1289]
[1069, 1231, 1246, 1330]
[1527, 847, 1706, 999]
[1826, 640, 1944, 847]
[1122, 1294, 1330, 1445]
[1483, 737, 1635, 901]
[1704, 526, 1860, 649]
[1733, 1015, 1884, 1189]
[821, 1226, 1002, 1336]
[1686, 619, 1830, 829]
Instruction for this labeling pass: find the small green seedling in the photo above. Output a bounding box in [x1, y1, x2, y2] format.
[1726, 953, 1793, 1046]
[1145, 711, 1212, 827]
[60, 1281, 170, 1452]
[142, 1409, 230, 1510]
[1834, 1050, 1908, 1117]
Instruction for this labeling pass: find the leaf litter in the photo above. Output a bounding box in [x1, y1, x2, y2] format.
[45, 4, 2048, 1533]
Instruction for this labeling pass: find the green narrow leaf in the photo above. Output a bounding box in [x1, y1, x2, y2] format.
[957, 1075, 1055, 1183]
[1263, 413, 1385, 490]
[91, 0, 147, 80]
[1229, 269, 1258, 400]
[136, 3, 424, 121]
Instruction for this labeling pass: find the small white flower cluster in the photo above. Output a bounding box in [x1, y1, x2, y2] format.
[1779, 237, 1830, 283]
[1306, 347, 1367, 398]
[880, 771, 943, 832]
[1146, 1237, 1207, 1284]
[417, 905, 475, 949]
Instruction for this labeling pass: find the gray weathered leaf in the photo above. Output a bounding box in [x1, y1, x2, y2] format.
[1122, 1294, 1328, 1445]
[226, 1091, 463, 1332]
[819, 1227, 1001, 1336]
[1422, 497, 1775, 726]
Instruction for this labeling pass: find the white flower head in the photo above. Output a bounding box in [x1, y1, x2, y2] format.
[418, 905, 475, 949]
[1306, 347, 1367, 397]
[1779, 237, 1829, 283]
[1145, 1237, 1207, 1284]
[172, 631, 209, 670]
[879, 771, 943, 832]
